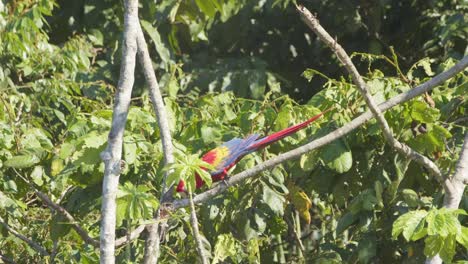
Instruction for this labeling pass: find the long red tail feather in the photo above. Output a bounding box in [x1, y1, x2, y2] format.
[248, 107, 333, 150]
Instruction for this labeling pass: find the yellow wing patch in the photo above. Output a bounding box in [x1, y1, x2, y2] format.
[202, 146, 230, 168]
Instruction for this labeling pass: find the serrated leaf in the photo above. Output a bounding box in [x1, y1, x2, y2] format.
[410, 101, 440, 123]
[212, 234, 238, 264]
[83, 131, 107, 149]
[392, 210, 428, 240]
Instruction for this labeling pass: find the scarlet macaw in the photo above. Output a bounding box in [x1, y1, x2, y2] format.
[176, 109, 331, 192]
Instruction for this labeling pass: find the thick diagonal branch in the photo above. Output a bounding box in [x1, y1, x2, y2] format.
[297, 4, 443, 181]
[136, 23, 175, 264]
[99, 0, 139, 262]
[0, 218, 49, 256]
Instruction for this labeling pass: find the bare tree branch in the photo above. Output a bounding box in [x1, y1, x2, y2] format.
[296, 4, 443, 181]
[115, 224, 147, 247]
[99, 0, 139, 262]
[135, 22, 175, 264]
[0, 218, 49, 256]
[171, 56, 467, 209]
[13, 169, 100, 247]
[0, 253, 16, 264]
[426, 132, 468, 264]
[34, 190, 99, 247]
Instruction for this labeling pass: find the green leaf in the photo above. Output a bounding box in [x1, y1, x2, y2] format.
[30, 166, 44, 186]
[358, 234, 376, 263]
[401, 189, 419, 208]
[392, 210, 428, 240]
[456, 226, 468, 249]
[201, 125, 222, 144]
[212, 234, 238, 264]
[410, 101, 440, 123]
[300, 151, 319, 171]
[83, 131, 107, 149]
[439, 235, 456, 263]
[4, 155, 40, 168]
[124, 136, 137, 165]
[262, 184, 285, 215]
[141, 20, 171, 65]
[424, 235, 443, 258]
[336, 212, 358, 234]
[426, 209, 461, 237]
[195, 0, 217, 18]
[320, 139, 352, 173]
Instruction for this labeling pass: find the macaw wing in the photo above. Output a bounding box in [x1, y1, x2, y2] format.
[207, 134, 260, 176]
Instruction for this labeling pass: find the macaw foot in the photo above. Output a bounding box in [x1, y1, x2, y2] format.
[222, 179, 230, 187]
[221, 168, 230, 187]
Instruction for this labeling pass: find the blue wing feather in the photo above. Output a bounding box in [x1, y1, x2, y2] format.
[210, 134, 260, 175]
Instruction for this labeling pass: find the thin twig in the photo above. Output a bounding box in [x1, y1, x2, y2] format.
[297, 4, 444, 181]
[0, 253, 17, 264]
[0, 218, 49, 256]
[99, 0, 139, 262]
[34, 190, 99, 247]
[188, 186, 209, 264]
[13, 169, 99, 247]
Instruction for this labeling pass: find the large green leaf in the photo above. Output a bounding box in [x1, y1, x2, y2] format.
[212, 234, 238, 264]
[141, 20, 171, 65]
[393, 210, 428, 241]
[4, 155, 40, 168]
[320, 139, 353, 173]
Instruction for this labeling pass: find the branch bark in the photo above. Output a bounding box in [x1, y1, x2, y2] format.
[188, 186, 209, 264]
[0, 218, 49, 256]
[135, 23, 175, 264]
[296, 4, 443, 181]
[99, 0, 139, 262]
[442, 132, 468, 208]
[34, 190, 99, 247]
[0, 253, 16, 264]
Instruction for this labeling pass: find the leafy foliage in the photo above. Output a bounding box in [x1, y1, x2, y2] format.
[0, 0, 467, 263]
[393, 208, 468, 262]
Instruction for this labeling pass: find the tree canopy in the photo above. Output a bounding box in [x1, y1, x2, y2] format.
[0, 0, 466, 263]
